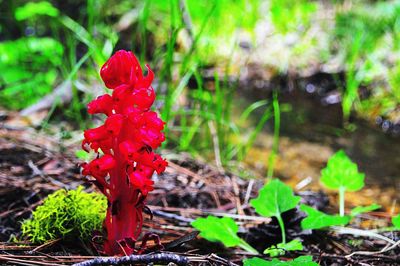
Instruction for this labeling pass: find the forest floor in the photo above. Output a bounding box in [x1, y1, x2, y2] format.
[0, 111, 399, 265]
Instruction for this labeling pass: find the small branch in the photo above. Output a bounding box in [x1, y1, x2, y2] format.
[332, 226, 396, 245]
[72, 253, 189, 266]
[208, 120, 224, 172]
[346, 239, 400, 258]
[20, 80, 72, 116]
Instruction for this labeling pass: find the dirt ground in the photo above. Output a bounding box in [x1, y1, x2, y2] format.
[0, 116, 399, 265]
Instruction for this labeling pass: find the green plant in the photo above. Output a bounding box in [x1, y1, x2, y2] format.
[320, 150, 365, 216]
[0, 37, 63, 109]
[21, 187, 107, 244]
[270, 0, 317, 34]
[301, 151, 380, 230]
[392, 214, 400, 229]
[250, 179, 301, 248]
[334, 1, 400, 121]
[243, 255, 318, 266]
[264, 239, 303, 257]
[14, 1, 59, 21]
[191, 216, 258, 254]
[300, 204, 350, 230]
[191, 180, 306, 256]
[267, 90, 280, 179]
[350, 204, 381, 217]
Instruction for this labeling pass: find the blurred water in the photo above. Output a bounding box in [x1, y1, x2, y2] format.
[237, 74, 400, 187]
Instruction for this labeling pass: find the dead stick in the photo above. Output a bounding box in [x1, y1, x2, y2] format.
[72, 253, 189, 266]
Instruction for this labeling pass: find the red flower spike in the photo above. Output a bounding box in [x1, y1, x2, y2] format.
[81, 50, 167, 256]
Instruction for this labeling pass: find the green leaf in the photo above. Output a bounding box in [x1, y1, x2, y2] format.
[0, 37, 63, 109]
[191, 216, 241, 247]
[15, 1, 59, 21]
[243, 255, 318, 266]
[75, 150, 91, 160]
[392, 214, 400, 229]
[350, 204, 381, 217]
[300, 205, 350, 230]
[264, 239, 303, 257]
[321, 150, 365, 192]
[250, 179, 301, 218]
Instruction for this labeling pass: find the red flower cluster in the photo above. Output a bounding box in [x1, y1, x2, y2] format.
[81, 50, 167, 255]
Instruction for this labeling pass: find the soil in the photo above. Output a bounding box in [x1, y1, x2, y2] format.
[0, 117, 399, 265]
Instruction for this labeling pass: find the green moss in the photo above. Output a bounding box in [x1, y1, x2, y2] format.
[21, 186, 107, 244]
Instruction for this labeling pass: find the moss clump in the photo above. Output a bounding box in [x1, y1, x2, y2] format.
[21, 186, 107, 244]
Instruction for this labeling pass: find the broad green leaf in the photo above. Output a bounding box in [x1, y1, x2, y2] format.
[350, 204, 381, 217]
[243, 255, 318, 266]
[321, 150, 365, 192]
[264, 239, 303, 257]
[191, 216, 241, 247]
[15, 1, 59, 21]
[250, 179, 301, 218]
[392, 214, 400, 229]
[300, 205, 350, 229]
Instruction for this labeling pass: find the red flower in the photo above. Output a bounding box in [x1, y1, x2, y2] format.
[87, 94, 113, 115]
[100, 50, 141, 89]
[119, 140, 143, 162]
[81, 50, 167, 256]
[105, 114, 124, 136]
[82, 154, 116, 178]
[129, 171, 154, 196]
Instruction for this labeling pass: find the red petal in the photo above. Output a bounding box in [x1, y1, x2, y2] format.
[97, 154, 116, 171]
[133, 87, 155, 110]
[84, 125, 110, 142]
[119, 140, 142, 161]
[105, 114, 125, 136]
[87, 94, 113, 115]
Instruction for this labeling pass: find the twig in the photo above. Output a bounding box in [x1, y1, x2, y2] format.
[0, 255, 59, 266]
[20, 80, 72, 116]
[230, 176, 244, 215]
[153, 210, 194, 223]
[332, 226, 396, 245]
[148, 205, 271, 222]
[346, 239, 400, 258]
[72, 253, 189, 266]
[244, 179, 255, 205]
[208, 121, 224, 173]
[187, 253, 239, 266]
[27, 160, 71, 189]
[166, 161, 203, 182]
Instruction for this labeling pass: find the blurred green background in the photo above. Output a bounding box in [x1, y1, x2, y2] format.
[1, 0, 399, 177]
